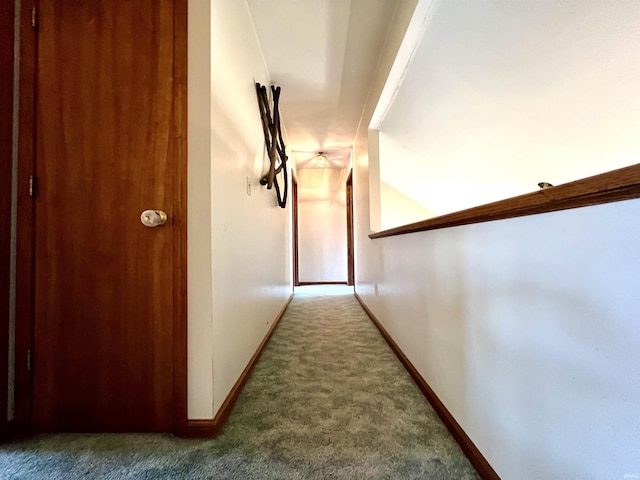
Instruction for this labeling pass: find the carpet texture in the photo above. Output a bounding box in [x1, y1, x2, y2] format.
[0, 286, 480, 479]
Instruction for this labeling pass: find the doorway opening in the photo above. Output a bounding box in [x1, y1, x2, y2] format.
[292, 167, 354, 289]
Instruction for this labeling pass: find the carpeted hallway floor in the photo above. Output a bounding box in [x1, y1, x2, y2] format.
[0, 286, 480, 479]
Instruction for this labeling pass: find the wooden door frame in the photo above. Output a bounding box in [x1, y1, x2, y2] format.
[292, 171, 299, 287]
[14, 0, 188, 435]
[346, 169, 354, 286]
[0, 0, 15, 438]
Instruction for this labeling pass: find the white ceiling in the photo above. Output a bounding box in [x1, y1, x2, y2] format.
[246, 0, 400, 169]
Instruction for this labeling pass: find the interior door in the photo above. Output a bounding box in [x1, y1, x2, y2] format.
[292, 173, 299, 286]
[346, 170, 354, 286]
[0, 0, 15, 436]
[33, 0, 178, 432]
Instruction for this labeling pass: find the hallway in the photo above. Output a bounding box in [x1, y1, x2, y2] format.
[0, 286, 478, 479]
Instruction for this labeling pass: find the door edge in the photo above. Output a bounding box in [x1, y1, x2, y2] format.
[172, 0, 188, 437]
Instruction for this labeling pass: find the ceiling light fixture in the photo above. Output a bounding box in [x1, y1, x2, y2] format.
[316, 153, 328, 168]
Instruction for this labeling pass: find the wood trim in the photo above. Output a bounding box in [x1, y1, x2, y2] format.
[184, 419, 216, 438]
[292, 172, 299, 287]
[346, 169, 354, 286]
[172, 0, 188, 437]
[183, 294, 294, 438]
[14, 0, 37, 433]
[0, 0, 15, 433]
[298, 282, 348, 286]
[354, 293, 500, 480]
[370, 163, 640, 239]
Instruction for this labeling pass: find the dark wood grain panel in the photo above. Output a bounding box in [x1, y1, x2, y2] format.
[370, 163, 640, 238]
[172, 0, 189, 437]
[184, 419, 216, 438]
[32, 0, 178, 432]
[14, 0, 37, 432]
[0, 0, 15, 434]
[346, 170, 354, 286]
[292, 173, 299, 286]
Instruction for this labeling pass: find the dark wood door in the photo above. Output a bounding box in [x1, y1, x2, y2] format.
[292, 174, 299, 286]
[0, 0, 15, 436]
[346, 170, 354, 286]
[33, 0, 178, 432]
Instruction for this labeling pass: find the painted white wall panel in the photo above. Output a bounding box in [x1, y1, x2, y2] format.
[355, 197, 640, 479]
[353, 1, 640, 477]
[209, 0, 292, 415]
[188, 0, 292, 418]
[187, 0, 214, 419]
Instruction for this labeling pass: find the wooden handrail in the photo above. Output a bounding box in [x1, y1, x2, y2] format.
[370, 163, 640, 239]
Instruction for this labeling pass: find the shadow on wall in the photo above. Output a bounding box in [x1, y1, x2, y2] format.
[380, 181, 434, 230]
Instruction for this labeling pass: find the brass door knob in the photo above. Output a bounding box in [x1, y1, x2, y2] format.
[140, 210, 168, 227]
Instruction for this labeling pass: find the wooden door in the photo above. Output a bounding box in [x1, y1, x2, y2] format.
[0, 0, 15, 436]
[32, 0, 183, 432]
[292, 173, 299, 286]
[346, 170, 354, 286]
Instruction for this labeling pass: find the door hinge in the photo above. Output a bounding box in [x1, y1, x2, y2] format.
[31, 7, 38, 30]
[29, 175, 38, 197]
[27, 349, 32, 371]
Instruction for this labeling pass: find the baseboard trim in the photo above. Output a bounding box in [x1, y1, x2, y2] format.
[354, 293, 500, 480]
[298, 281, 348, 285]
[183, 419, 216, 438]
[184, 293, 294, 438]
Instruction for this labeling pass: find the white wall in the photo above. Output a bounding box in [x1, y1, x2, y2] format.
[377, 0, 640, 221]
[187, 0, 214, 420]
[379, 181, 433, 231]
[298, 168, 348, 283]
[353, 1, 640, 478]
[188, 0, 292, 418]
